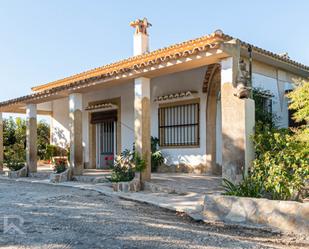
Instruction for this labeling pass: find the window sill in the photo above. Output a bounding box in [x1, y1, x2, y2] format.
[159, 145, 200, 149]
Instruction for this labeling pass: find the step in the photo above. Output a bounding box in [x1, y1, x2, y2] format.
[73, 175, 111, 184]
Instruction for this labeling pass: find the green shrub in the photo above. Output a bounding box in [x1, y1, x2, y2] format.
[6, 159, 25, 171]
[223, 122, 309, 201]
[151, 137, 164, 172]
[44, 144, 68, 161]
[5, 144, 26, 171]
[222, 177, 263, 198]
[223, 83, 309, 201]
[251, 122, 309, 200]
[37, 121, 51, 160]
[52, 157, 68, 173]
[110, 149, 146, 182]
[44, 144, 55, 161]
[4, 143, 26, 164]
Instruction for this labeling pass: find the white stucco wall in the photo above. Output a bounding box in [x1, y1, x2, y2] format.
[151, 67, 208, 167]
[82, 81, 135, 162]
[50, 60, 297, 169]
[51, 67, 209, 168]
[51, 98, 70, 148]
[252, 64, 295, 128]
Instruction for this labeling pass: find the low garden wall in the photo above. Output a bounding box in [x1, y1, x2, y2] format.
[49, 167, 72, 183]
[203, 194, 309, 235]
[7, 166, 27, 178]
[112, 173, 141, 192]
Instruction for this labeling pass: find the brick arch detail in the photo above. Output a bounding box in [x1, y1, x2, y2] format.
[204, 64, 222, 175]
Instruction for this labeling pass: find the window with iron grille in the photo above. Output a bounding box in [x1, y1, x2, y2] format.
[261, 96, 272, 114]
[158, 102, 200, 147]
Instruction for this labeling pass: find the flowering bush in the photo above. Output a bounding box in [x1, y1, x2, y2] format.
[52, 157, 68, 174]
[110, 150, 146, 182]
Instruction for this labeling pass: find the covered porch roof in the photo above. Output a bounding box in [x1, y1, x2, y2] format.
[1, 31, 309, 113]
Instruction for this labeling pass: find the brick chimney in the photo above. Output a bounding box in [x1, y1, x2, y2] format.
[130, 18, 151, 56]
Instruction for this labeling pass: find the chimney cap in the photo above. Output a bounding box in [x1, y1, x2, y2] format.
[130, 18, 152, 35]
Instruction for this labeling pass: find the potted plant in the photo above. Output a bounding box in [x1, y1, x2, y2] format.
[110, 149, 146, 183]
[52, 157, 68, 174]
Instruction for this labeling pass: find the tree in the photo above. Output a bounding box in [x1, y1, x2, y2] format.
[37, 121, 51, 160]
[3, 118, 51, 162]
[3, 117, 26, 162]
[15, 117, 26, 148]
[3, 117, 17, 146]
[288, 80, 309, 123]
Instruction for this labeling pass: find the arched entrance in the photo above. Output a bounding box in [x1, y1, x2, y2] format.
[203, 64, 222, 175]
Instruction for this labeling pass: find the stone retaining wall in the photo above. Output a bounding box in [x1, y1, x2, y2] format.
[49, 168, 72, 183]
[203, 194, 309, 235]
[112, 173, 141, 192]
[7, 166, 27, 178]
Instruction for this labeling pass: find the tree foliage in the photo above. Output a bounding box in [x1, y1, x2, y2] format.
[287, 80, 309, 123]
[251, 122, 308, 200]
[3, 118, 51, 162]
[37, 121, 51, 160]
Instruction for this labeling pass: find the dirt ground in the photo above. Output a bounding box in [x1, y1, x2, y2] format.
[0, 179, 307, 249]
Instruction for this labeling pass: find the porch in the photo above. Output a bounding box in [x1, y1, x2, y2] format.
[2, 161, 222, 195]
[0, 32, 256, 187]
[74, 171, 222, 195]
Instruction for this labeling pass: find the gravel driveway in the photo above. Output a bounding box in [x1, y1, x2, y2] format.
[0, 179, 307, 249]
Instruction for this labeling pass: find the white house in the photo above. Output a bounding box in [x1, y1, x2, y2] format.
[0, 18, 308, 184]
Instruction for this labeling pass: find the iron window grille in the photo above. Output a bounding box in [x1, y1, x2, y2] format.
[158, 102, 200, 147]
[254, 91, 273, 116]
[261, 96, 272, 114]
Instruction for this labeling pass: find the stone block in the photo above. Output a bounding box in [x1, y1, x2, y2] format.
[112, 175, 141, 192]
[7, 166, 27, 178]
[203, 194, 309, 235]
[50, 168, 72, 183]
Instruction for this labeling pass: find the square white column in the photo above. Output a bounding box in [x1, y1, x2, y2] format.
[69, 93, 84, 176]
[134, 77, 151, 182]
[220, 57, 255, 183]
[26, 104, 37, 173]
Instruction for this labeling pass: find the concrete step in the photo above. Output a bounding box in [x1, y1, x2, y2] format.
[73, 175, 111, 184]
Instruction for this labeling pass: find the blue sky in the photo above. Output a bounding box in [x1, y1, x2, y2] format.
[0, 0, 308, 103]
